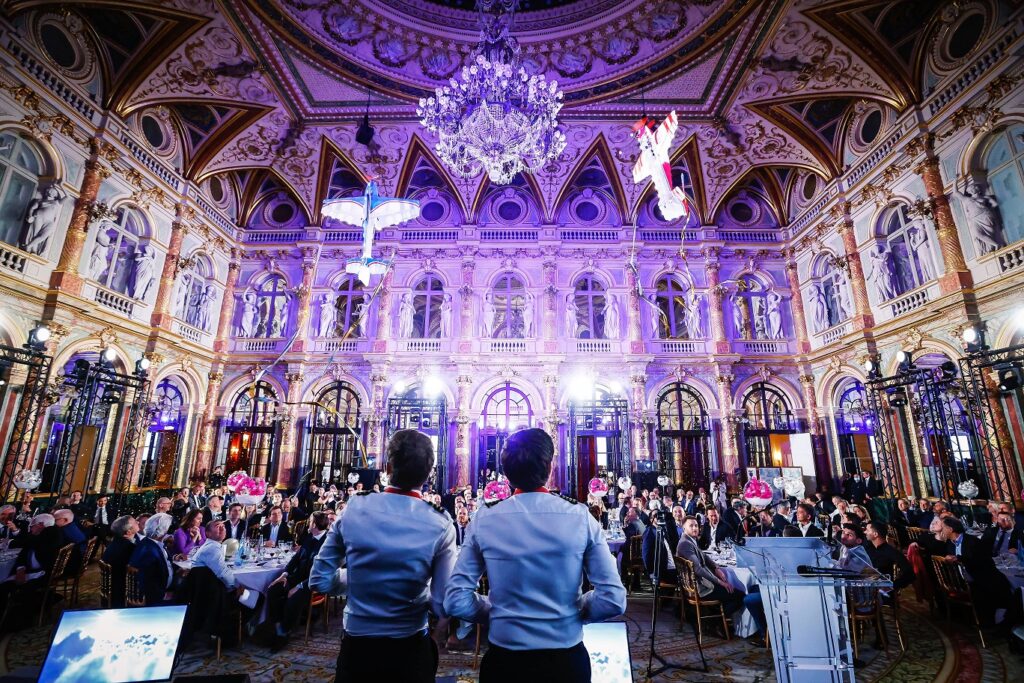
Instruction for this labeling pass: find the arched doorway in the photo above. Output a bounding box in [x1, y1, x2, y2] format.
[655, 383, 712, 489]
[387, 386, 448, 489]
[834, 381, 875, 475]
[138, 377, 187, 488]
[568, 386, 629, 501]
[741, 383, 794, 468]
[304, 381, 361, 487]
[477, 383, 533, 486]
[222, 381, 279, 480]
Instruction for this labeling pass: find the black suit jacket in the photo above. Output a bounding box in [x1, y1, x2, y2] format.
[10, 526, 64, 578]
[908, 510, 934, 529]
[88, 504, 117, 527]
[982, 525, 1023, 556]
[284, 532, 327, 590]
[698, 522, 735, 550]
[129, 537, 172, 606]
[797, 524, 825, 538]
[224, 520, 246, 541]
[771, 513, 790, 536]
[454, 523, 469, 547]
[102, 536, 136, 607]
[259, 523, 294, 546]
[201, 507, 227, 525]
[865, 541, 914, 591]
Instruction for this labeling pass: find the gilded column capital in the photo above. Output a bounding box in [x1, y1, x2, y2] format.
[208, 371, 224, 383]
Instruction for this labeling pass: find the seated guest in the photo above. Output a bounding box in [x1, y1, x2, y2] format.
[279, 497, 306, 526]
[88, 494, 115, 543]
[675, 516, 744, 618]
[170, 509, 206, 559]
[642, 512, 678, 583]
[101, 515, 138, 607]
[454, 508, 471, 546]
[68, 491, 89, 520]
[670, 506, 686, 544]
[983, 511, 1021, 557]
[939, 516, 1012, 625]
[134, 514, 150, 542]
[892, 498, 914, 527]
[680, 490, 697, 516]
[794, 503, 825, 538]
[864, 521, 914, 592]
[188, 483, 207, 511]
[909, 498, 933, 528]
[835, 523, 874, 574]
[129, 513, 175, 605]
[259, 506, 293, 548]
[830, 497, 850, 525]
[698, 507, 735, 550]
[723, 499, 746, 532]
[772, 502, 792, 535]
[750, 509, 778, 538]
[2, 514, 65, 615]
[191, 520, 237, 590]
[153, 497, 172, 515]
[813, 492, 835, 516]
[224, 504, 247, 540]
[201, 495, 226, 524]
[170, 490, 190, 524]
[266, 511, 331, 649]
[52, 509, 87, 571]
[14, 493, 35, 529]
[0, 505, 21, 540]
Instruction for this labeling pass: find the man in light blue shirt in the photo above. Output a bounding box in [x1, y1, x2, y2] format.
[309, 429, 456, 683]
[192, 520, 237, 590]
[444, 428, 626, 682]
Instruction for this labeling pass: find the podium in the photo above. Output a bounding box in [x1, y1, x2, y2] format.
[737, 539, 892, 683]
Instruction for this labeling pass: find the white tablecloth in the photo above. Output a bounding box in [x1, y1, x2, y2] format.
[175, 552, 292, 622]
[995, 554, 1024, 613]
[719, 564, 757, 638]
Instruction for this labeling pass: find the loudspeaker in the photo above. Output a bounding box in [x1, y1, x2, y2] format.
[172, 676, 251, 682]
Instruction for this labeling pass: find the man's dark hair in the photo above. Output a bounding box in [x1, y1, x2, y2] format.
[311, 511, 329, 531]
[387, 429, 435, 490]
[500, 428, 553, 490]
[782, 524, 801, 537]
[228, 503, 242, 512]
[867, 520, 889, 539]
[942, 516, 965, 535]
[268, 505, 282, 515]
[797, 503, 815, 518]
[842, 523, 865, 541]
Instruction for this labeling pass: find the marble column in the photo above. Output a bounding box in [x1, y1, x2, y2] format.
[799, 374, 820, 436]
[275, 370, 304, 486]
[630, 370, 650, 465]
[704, 249, 730, 354]
[290, 258, 316, 352]
[213, 258, 240, 353]
[914, 156, 972, 293]
[49, 142, 111, 297]
[365, 368, 389, 465]
[981, 373, 1023, 501]
[784, 253, 811, 353]
[714, 370, 739, 480]
[541, 259, 558, 352]
[455, 372, 473, 487]
[150, 217, 187, 331]
[625, 265, 643, 353]
[543, 369, 560, 489]
[193, 370, 224, 478]
[834, 212, 875, 332]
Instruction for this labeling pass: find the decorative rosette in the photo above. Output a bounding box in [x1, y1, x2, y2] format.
[347, 472, 361, 485]
[743, 477, 774, 509]
[783, 478, 806, 499]
[657, 475, 670, 487]
[483, 480, 512, 503]
[13, 470, 42, 490]
[957, 479, 979, 499]
[588, 478, 609, 495]
[617, 476, 632, 490]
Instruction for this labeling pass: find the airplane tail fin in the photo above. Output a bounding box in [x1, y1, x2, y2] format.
[346, 257, 389, 285]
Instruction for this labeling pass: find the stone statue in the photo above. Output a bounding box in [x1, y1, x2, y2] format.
[837, 278, 853, 322]
[440, 293, 453, 337]
[398, 292, 415, 338]
[766, 291, 783, 339]
[185, 280, 202, 328]
[19, 184, 66, 256]
[196, 284, 215, 331]
[807, 284, 828, 334]
[564, 293, 579, 338]
[270, 296, 288, 337]
[355, 296, 369, 338]
[238, 290, 258, 337]
[520, 292, 534, 337]
[87, 228, 113, 281]
[131, 245, 157, 301]
[958, 179, 1005, 256]
[865, 244, 897, 301]
[907, 219, 936, 281]
[730, 293, 748, 338]
[480, 292, 495, 337]
[603, 293, 620, 339]
[647, 293, 663, 339]
[173, 273, 191, 320]
[318, 293, 337, 337]
[686, 290, 703, 338]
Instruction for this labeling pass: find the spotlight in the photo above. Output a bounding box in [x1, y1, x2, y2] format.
[355, 113, 375, 146]
[938, 360, 958, 381]
[961, 325, 986, 353]
[570, 371, 595, 400]
[896, 350, 914, 373]
[996, 363, 1023, 393]
[71, 358, 90, 390]
[864, 356, 881, 380]
[99, 347, 117, 366]
[423, 374, 443, 397]
[100, 385, 122, 405]
[136, 357, 151, 374]
[27, 325, 50, 350]
[0, 359, 10, 387]
[887, 386, 908, 407]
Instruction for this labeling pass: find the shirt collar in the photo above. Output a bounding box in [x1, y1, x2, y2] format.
[384, 486, 422, 499]
[513, 487, 548, 495]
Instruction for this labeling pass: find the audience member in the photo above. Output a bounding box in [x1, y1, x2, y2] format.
[864, 521, 914, 592]
[266, 511, 331, 649]
[171, 509, 207, 559]
[128, 513, 174, 605]
[101, 515, 138, 607]
[202, 495, 226, 524]
[224, 504, 246, 540]
[983, 511, 1021, 557]
[698, 507, 735, 549]
[938, 517, 1012, 625]
[794, 503, 824, 538]
[259, 506, 293, 547]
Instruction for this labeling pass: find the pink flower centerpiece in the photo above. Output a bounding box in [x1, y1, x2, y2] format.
[483, 480, 511, 503]
[743, 477, 774, 509]
[226, 470, 268, 505]
[588, 478, 609, 495]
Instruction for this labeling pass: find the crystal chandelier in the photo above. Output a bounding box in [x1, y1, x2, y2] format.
[417, 0, 566, 185]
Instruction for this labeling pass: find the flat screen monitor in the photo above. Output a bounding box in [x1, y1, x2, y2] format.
[38, 605, 188, 683]
[582, 622, 633, 683]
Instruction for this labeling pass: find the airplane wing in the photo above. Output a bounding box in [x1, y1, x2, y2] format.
[367, 198, 421, 232]
[653, 110, 679, 156]
[321, 197, 367, 227]
[632, 154, 650, 183]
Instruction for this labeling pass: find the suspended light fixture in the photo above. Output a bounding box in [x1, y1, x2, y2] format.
[417, 0, 566, 185]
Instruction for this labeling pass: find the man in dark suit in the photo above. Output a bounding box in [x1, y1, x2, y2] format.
[862, 471, 883, 500]
[698, 507, 735, 550]
[751, 510, 778, 538]
[675, 516, 744, 616]
[188, 483, 207, 511]
[850, 474, 866, 505]
[279, 497, 306, 526]
[771, 502, 792, 536]
[201, 495, 227, 524]
[723, 499, 746, 534]
[0, 505, 21, 541]
[101, 515, 138, 607]
[642, 511, 679, 583]
[128, 513, 174, 605]
[908, 499, 933, 529]
[983, 511, 1022, 557]
[454, 508, 470, 547]
[939, 517, 1013, 625]
[793, 503, 825, 538]
[224, 504, 247, 541]
[260, 506, 294, 547]
[52, 509, 88, 572]
[864, 521, 914, 592]
[266, 511, 331, 649]
[68, 491, 89, 520]
[88, 494, 115, 545]
[2, 513, 66, 617]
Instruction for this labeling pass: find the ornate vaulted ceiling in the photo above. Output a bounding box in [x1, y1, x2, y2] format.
[5, 0, 965, 229]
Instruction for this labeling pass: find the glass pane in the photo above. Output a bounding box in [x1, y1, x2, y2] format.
[109, 235, 137, 294]
[986, 134, 1012, 169]
[15, 142, 40, 174]
[0, 172, 36, 245]
[0, 133, 16, 161]
[990, 164, 1024, 244]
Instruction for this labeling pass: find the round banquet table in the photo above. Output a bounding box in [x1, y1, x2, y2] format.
[994, 553, 1024, 613]
[175, 551, 293, 622]
[710, 557, 757, 638]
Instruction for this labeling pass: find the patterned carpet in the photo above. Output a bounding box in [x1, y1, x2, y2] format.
[1, 567, 1021, 682]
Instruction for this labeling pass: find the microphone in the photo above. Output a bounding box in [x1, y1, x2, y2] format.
[796, 565, 862, 578]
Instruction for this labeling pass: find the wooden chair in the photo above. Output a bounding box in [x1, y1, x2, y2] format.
[885, 525, 902, 550]
[623, 535, 645, 594]
[886, 564, 907, 651]
[846, 587, 886, 657]
[98, 560, 112, 608]
[676, 557, 730, 645]
[125, 566, 146, 607]
[930, 555, 986, 648]
[69, 536, 97, 606]
[38, 543, 75, 626]
[904, 527, 928, 545]
[304, 591, 330, 643]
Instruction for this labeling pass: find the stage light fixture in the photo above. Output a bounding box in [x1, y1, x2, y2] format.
[100, 385, 122, 405]
[996, 364, 1022, 393]
[961, 325, 986, 353]
[863, 356, 881, 379]
[938, 360, 958, 381]
[0, 359, 10, 387]
[887, 386, 908, 407]
[135, 357, 151, 375]
[99, 347, 117, 366]
[27, 325, 50, 350]
[569, 371, 595, 400]
[896, 350, 914, 373]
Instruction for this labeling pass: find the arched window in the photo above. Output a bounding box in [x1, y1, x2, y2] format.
[255, 275, 289, 338]
[176, 257, 215, 331]
[224, 381, 278, 480]
[572, 275, 606, 339]
[230, 381, 277, 427]
[653, 276, 689, 339]
[139, 378, 186, 488]
[982, 123, 1024, 246]
[334, 276, 365, 337]
[882, 204, 934, 295]
[835, 381, 873, 476]
[94, 208, 145, 295]
[306, 381, 362, 486]
[491, 274, 527, 339]
[742, 382, 794, 468]
[731, 275, 769, 339]
[482, 383, 533, 431]
[0, 132, 43, 247]
[413, 275, 444, 338]
[656, 382, 712, 488]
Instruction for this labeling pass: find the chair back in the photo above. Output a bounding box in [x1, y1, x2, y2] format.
[905, 527, 928, 544]
[48, 544, 75, 585]
[930, 555, 970, 598]
[627, 535, 643, 570]
[125, 566, 146, 607]
[676, 556, 714, 599]
[885, 525, 901, 549]
[98, 560, 112, 608]
[79, 537, 98, 577]
[293, 519, 309, 543]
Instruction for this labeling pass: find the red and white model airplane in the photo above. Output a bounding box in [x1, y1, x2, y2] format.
[631, 110, 691, 221]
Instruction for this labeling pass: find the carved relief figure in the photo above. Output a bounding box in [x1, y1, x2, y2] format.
[480, 292, 495, 337]
[686, 290, 703, 338]
[730, 293, 748, 339]
[173, 273, 192, 320]
[807, 284, 828, 334]
[196, 284, 215, 332]
[865, 244, 897, 301]
[907, 220, 936, 281]
[318, 293, 337, 337]
[603, 293, 620, 340]
[87, 228, 113, 281]
[20, 185, 66, 256]
[766, 291, 783, 340]
[958, 179, 1006, 255]
[564, 293, 580, 338]
[270, 296, 288, 337]
[647, 293, 662, 339]
[752, 297, 768, 339]
[238, 290, 258, 337]
[440, 293, 453, 337]
[398, 292, 415, 338]
[131, 245, 157, 301]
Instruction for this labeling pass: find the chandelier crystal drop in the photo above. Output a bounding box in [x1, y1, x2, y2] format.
[417, 0, 566, 185]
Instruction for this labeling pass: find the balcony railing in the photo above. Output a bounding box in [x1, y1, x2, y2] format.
[818, 321, 851, 346]
[997, 244, 1024, 274]
[485, 339, 529, 354]
[398, 339, 445, 353]
[574, 339, 613, 353]
[237, 338, 284, 353]
[312, 339, 364, 353]
[94, 286, 135, 317]
[174, 319, 204, 344]
[889, 288, 930, 317]
[737, 339, 788, 354]
[0, 245, 27, 274]
[651, 339, 704, 354]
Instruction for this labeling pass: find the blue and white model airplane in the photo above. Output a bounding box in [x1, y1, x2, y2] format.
[321, 179, 420, 284]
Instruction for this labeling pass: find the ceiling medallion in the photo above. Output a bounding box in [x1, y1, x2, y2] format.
[416, 0, 566, 185]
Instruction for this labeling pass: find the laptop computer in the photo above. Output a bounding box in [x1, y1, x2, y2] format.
[583, 621, 633, 682]
[38, 605, 188, 683]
